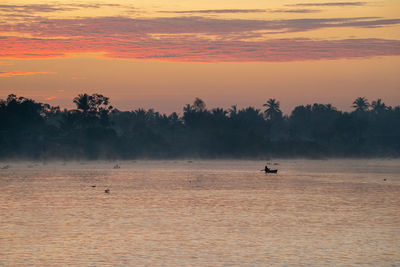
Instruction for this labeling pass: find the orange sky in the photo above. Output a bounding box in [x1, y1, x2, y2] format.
[0, 0, 399, 113]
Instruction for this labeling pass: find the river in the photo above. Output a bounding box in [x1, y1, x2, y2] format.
[1, 159, 399, 266]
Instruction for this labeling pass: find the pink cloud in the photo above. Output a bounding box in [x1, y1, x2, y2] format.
[1, 34, 400, 62]
[0, 70, 55, 77]
[1, 16, 400, 62]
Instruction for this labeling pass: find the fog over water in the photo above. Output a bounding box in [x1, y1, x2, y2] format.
[1, 159, 399, 266]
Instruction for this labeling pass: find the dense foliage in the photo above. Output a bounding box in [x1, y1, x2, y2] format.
[0, 94, 399, 159]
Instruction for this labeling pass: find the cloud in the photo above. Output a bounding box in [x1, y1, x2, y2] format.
[1, 16, 400, 62]
[1, 35, 399, 62]
[158, 9, 266, 14]
[0, 3, 124, 14]
[101, 38, 400, 62]
[0, 16, 395, 48]
[269, 9, 320, 13]
[1, 16, 398, 37]
[287, 2, 366, 7]
[161, 8, 321, 14]
[0, 71, 55, 77]
[44, 96, 56, 100]
[0, 4, 75, 13]
[68, 3, 122, 9]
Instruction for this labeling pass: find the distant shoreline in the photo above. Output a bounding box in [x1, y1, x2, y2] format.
[1, 94, 399, 160]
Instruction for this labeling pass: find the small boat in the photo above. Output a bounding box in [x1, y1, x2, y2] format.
[262, 165, 278, 173]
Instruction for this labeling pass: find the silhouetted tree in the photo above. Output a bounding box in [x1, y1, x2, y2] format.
[73, 93, 90, 113]
[371, 98, 387, 114]
[73, 93, 113, 116]
[352, 97, 369, 112]
[263, 98, 282, 120]
[228, 105, 237, 119]
[193, 97, 206, 112]
[1, 93, 399, 159]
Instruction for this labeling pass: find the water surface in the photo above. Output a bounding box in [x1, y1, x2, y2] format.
[1, 159, 399, 266]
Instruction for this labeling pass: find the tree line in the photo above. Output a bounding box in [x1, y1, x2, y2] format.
[0, 94, 399, 159]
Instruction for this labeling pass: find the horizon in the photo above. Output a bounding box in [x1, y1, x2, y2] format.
[1, 92, 397, 116]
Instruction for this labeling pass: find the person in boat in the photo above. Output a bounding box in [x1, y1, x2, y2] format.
[264, 165, 270, 172]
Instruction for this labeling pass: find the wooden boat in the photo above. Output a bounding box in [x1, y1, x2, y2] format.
[265, 169, 278, 173]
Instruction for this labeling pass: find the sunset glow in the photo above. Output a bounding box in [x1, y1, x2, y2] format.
[1, 0, 399, 112]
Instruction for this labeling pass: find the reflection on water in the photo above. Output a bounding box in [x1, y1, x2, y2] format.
[1, 159, 400, 266]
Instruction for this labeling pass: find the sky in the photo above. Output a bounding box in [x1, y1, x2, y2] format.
[0, 0, 399, 113]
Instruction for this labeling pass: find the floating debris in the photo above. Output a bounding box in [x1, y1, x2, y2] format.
[91, 185, 96, 188]
[113, 164, 120, 169]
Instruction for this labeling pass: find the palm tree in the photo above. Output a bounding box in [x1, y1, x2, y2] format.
[352, 97, 369, 112]
[263, 98, 282, 120]
[371, 98, 387, 114]
[73, 93, 90, 113]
